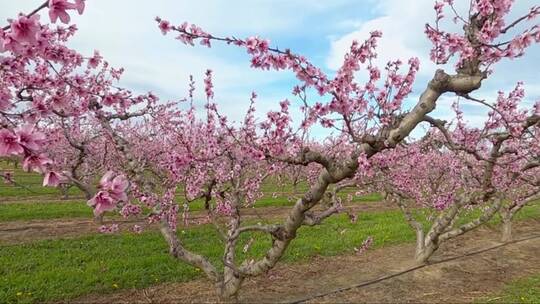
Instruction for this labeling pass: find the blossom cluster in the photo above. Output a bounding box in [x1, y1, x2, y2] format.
[425, 0, 539, 68]
[87, 171, 129, 216]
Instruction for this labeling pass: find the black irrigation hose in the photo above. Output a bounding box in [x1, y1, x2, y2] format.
[285, 233, 540, 304]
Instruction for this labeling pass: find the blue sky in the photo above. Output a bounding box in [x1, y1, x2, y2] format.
[2, 0, 539, 137]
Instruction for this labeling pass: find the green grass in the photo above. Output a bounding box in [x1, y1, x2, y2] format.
[183, 196, 298, 211]
[1, 160, 382, 214]
[482, 273, 540, 303]
[0, 212, 408, 303]
[0, 193, 383, 222]
[0, 180, 80, 197]
[0, 229, 218, 304]
[1, 161, 313, 199]
[0, 200, 93, 222]
[0, 161, 81, 198]
[1, 204, 539, 303]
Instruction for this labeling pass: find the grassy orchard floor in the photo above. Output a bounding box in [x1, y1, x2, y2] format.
[0, 160, 381, 222]
[79, 221, 540, 303]
[0, 165, 381, 222]
[1, 204, 539, 303]
[0, 200, 91, 221]
[490, 274, 540, 303]
[0, 160, 330, 199]
[0, 162, 81, 199]
[0, 192, 382, 222]
[1, 163, 539, 303]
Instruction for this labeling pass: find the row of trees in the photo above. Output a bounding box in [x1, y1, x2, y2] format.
[1, 0, 539, 301]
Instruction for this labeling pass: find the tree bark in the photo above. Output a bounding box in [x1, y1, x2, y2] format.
[500, 209, 514, 242]
[414, 197, 501, 264]
[60, 184, 69, 200]
[439, 197, 502, 242]
[415, 242, 438, 264]
[158, 221, 219, 282]
[218, 275, 243, 303]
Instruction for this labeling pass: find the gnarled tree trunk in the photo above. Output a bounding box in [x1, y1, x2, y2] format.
[218, 275, 244, 303]
[415, 241, 438, 264]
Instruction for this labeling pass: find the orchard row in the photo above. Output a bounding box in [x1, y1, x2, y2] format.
[1, 0, 539, 301]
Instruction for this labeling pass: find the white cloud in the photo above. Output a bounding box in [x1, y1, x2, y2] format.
[326, 0, 437, 76]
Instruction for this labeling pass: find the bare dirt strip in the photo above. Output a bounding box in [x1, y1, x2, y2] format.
[75, 220, 540, 303]
[0, 200, 395, 244]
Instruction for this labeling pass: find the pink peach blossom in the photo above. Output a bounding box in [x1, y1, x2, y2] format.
[0, 129, 24, 156]
[10, 14, 41, 44]
[22, 154, 52, 173]
[15, 124, 46, 151]
[88, 191, 116, 216]
[43, 171, 62, 187]
[48, 0, 76, 24]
